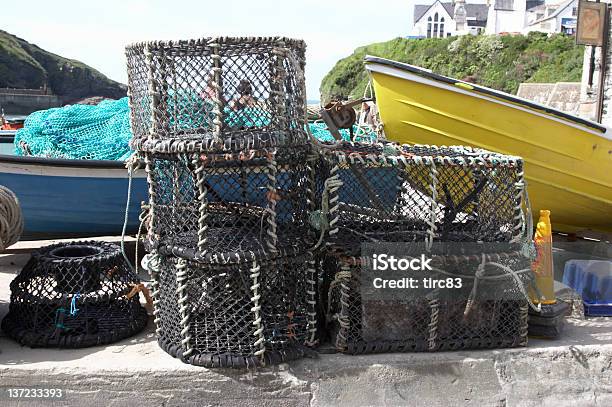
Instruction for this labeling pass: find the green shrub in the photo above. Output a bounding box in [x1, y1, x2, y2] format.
[320, 33, 584, 102]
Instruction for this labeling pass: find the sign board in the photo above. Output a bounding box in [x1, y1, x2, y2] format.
[576, 0, 608, 46]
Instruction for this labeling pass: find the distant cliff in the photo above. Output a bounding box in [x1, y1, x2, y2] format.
[0, 30, 126, 104]
[320, 32, 584, 103]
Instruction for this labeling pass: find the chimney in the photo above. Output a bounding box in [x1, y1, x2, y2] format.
[455, 0, 467, 33]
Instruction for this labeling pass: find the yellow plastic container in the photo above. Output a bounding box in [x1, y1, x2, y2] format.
[530, 210, 556, 304]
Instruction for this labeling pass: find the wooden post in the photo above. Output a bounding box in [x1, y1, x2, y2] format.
[596, 4, 610, 122]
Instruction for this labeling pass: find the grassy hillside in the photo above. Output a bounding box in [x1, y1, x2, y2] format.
[0, 30, 126, 102]
[320, 32, 584, 102]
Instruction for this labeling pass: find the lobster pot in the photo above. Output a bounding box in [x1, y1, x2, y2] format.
[150, 249, 318, 368]
[324, 252, 530, 354]
[126, 37, 308, 153]
[319, 142, 526, 256]
[1, 241, 148, 348]
[143, 146, 315, 259]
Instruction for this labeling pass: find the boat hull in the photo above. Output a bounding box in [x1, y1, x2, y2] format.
[0, 155, 147, 239]
[365, 57, 612, 234]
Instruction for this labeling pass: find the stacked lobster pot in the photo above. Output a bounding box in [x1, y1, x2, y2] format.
[126, 37, 318, 367]
[317, 142, 535, 354]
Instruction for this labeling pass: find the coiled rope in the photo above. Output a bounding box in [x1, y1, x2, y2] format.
[0, 185, 23, 251]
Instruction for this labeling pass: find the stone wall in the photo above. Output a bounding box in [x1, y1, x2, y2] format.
[0, 88, 48, 96]
[517, 82, 581, 114]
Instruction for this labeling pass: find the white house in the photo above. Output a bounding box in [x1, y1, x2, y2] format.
[485, 0, 529, 34]
[410, 0, 489, 38]
[411, 0, 579, 38]
[524, 0, 578, 34]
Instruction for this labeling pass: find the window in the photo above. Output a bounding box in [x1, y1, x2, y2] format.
[537, 13, 544, 20]
[495, 0, 514, 11]
[433, 12, 439, 38]
[572, 7, 577, 16]
[426, 11, 447, 38]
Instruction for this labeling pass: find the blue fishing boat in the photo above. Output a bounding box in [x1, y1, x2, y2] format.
[0, 134, 147, 239]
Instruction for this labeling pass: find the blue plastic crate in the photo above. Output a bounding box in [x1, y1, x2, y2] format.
[583, 303, 612, 317]
[562, 260, 612, 317]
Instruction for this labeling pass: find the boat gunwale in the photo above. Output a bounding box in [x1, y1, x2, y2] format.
[0, 136, 128, 169]
[364, 55, 608, 134]
[0, 153, 128, 169]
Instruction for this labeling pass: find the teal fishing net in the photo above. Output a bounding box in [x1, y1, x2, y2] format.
[14, 97, 377, 160]
[15, 98, 133, 160]
[307, 122, 377, 143]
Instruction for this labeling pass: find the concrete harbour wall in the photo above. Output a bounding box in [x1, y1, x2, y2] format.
[0, 91, 61, 114]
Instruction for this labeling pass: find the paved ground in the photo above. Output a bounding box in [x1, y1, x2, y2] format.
[0, 247, 611, 406]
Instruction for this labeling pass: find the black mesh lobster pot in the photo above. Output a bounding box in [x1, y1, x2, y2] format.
[148, 248, 318, 368]
[324, 252, 531, 354]
[315, 141, 534, 354]
[316, 142, 527, 256]
[1, 241, 148, 348]
[140, 145, 317, 258]
[125, 37, 309, 153]
[126, 35, 316, 265]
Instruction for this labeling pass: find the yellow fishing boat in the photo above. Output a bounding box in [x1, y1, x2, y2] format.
[365, 56, 612, 235]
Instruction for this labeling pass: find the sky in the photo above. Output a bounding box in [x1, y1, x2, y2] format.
[1, 0, 425, 99]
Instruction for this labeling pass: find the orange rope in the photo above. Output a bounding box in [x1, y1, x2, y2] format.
[126, 283, 153, 312]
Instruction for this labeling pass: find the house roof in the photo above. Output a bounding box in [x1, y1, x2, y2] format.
[414, 2, 489, 23]
[466, 4, 489, 21]
[414, 5, 430, 23]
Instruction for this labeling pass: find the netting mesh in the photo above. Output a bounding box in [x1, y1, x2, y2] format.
[150, 250, 318, 368]
[11, 96, 368, 161]
[324, 253, 530, 353]
[143, 146, 316, 260]
[308, 122, 377, 143]
[14, 98, 133, 160]
[126, 37, 309, 153]
[1, 241, 148, 348]
[317, 142, 526, 256]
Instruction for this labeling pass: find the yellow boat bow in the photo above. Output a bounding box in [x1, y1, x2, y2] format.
[365, 56, 612, 235]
